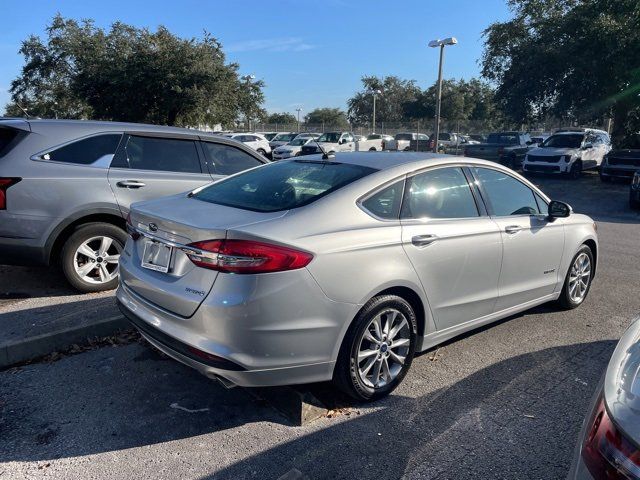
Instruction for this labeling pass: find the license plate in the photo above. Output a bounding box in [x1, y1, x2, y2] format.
[141, 240, 173, 273]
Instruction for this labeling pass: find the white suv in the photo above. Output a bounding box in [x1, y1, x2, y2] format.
[225, 133, 271, 157]
[522, 129, 611, 179]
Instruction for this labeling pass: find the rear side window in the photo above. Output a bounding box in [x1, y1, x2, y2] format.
[361, 180, 404, 220]
[43, 134, 122, 165]
[117, 135, 201, 173]
[402, 167, 479, 219]
[193, 160, 377, 212]
[473, 167, 541, 216]
[202, 142, 263, 176]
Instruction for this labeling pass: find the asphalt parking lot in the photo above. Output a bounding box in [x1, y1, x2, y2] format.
[1, 171, 639, 480]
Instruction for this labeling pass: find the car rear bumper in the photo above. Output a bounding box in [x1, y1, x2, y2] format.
[116, 263, 358, 387]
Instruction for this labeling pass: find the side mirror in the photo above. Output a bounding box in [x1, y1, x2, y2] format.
[339, 139, 346, 145]
[548, 200, 572, 219]
[583, 143, 593, 150]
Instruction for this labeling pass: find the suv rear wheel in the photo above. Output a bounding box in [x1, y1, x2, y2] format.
[61, 222, 127, 292]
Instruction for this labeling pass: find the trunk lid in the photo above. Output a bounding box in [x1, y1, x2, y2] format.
[123, 193, 286, 317]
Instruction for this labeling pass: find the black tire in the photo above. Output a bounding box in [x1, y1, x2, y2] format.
[568, 161, 582, 180]
[257, 148, 267, 156]
[333, 295, 417, 401]
[557, 245, 594, 310]
[504, 154, 517, 170]
[368, 147, 377, 151]
[61, 222, 127, 293]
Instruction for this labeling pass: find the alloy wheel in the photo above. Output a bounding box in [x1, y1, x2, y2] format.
[73, 236, 122, 284]
[568, 252, 591, 303]
[356, 308, 411, 389]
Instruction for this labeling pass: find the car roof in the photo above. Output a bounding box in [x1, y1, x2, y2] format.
[302, 151, 500, 171]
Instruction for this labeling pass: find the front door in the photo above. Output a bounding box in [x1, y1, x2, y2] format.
[471, 166, 565, 311]
[108, 134, 214, 215]
[400, 166, 503, 331]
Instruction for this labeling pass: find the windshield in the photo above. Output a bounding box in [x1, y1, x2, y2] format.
[395, 133, 413, 141]
[486, 133, 518, 144]
[193, 160, 377, 212]
[619, 134, 640, 149]
[317, 132, 341, 143]
[289, 138, 309, 146]
[263, 133, 278, 141]
[272, 133, 297, 142]
[542, 134, 584, 148]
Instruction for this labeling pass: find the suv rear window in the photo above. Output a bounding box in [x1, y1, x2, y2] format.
[193, 160, 377, 212]
[43, 134, 122, 165]
[0, 128, 20, 157]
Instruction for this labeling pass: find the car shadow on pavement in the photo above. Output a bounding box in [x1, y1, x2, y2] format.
[202, 339, 615, 480]
[0, 338, 615, 480]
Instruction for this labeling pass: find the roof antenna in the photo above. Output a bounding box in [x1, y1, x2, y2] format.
[15, 103, 30, 119]
[311, 133, 335, 161]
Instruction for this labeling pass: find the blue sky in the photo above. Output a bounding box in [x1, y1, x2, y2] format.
[0, 0, 512, 116]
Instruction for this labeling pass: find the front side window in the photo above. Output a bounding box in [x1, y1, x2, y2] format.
[193, 160, 377, 212]
[542, 134, 584, 149]
[121, 135, 201, 173]
[203, 142, 263, 176]
[44, 134, 122, 165]
[361, 180, 404, 220]
[473, 167, 541, 216]
[317, 132, 341, 143]
[401, 167, 479, 219]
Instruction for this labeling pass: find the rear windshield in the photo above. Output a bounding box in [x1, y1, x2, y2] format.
[193, 160, 377, 212]
[273, 133, 297, 142]
[0, 128, 20, 157]
[486, 133, 518, 144]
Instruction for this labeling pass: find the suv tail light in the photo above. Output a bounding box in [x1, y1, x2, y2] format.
[582, 395, 640, 479]
[185, 239, 313, 274]
[0, 177, 21, 210]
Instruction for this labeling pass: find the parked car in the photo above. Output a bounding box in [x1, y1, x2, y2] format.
[384, 132, 429, 151]
[355, 134, 387, 152]
[568, 316, 640, 479]
[118, 152, 597, 401]
[630, 171, 640, 209]
[600, 133, 640, 182]
[271, 137, 315, 160]
[257, 132, 279, 141]
[299, 131, 356, 155]
[423, 132, 478, 155]
[522, 129, 611, 179]
[224, 133, 271, 156]
[0, 119, 269, 292]
[464, 131, 533, 169]
[268, 132, 299, 151]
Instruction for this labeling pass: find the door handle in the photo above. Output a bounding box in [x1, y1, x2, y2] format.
[117, 180, 146, 189]
[505, 225, 522, 234]
[411, 234, 438, 247]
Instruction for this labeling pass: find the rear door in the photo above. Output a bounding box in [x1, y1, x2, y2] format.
[400, 166, 503, 330]
[108, 133, 214, 215]
[471, 166, 564, 311]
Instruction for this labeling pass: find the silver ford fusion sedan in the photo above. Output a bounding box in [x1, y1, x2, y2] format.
[116, 152, 598, 401]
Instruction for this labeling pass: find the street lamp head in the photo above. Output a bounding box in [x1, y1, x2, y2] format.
[428, 37, 457, 47]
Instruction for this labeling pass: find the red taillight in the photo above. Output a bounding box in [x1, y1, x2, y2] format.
[0, 177, 21, 210]
[582, 395, 640, 479]
[126, 212, 140, 240]
[185, 239, 313, 274]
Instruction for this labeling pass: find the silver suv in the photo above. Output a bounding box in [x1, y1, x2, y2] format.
[0, 118, 268, 292]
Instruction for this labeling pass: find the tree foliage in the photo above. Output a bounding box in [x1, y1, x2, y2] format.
[265, 112, 298, 124]
[482, 0, 640, 140]
[5, 15, 266, 127]
[304, 108, 349, 127]
[347, 76, 421, 125]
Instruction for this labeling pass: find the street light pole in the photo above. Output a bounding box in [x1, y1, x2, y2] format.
[296, 107, 302, 132]
[369, 89, 381, 133]
[240, 74, 255, 131]
[428, 37, 457, 153]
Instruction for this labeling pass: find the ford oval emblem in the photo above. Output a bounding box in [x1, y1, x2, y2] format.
[148, 223, 158, 232]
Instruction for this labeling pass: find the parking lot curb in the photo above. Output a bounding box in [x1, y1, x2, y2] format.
[248, 386, 328, 427]
[0, 314, 129, 369]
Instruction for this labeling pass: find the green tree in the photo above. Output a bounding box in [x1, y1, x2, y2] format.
[266, 112, 297, 124]
[304, 108, 349, 128]
[482, 0, 640, 140]
[347, 75, 421, 125]
[5, 15, 265, 127]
